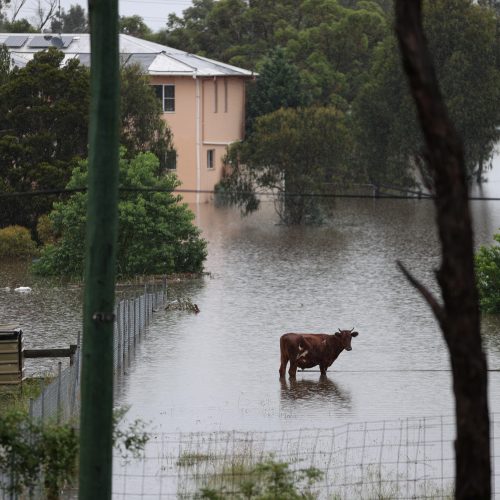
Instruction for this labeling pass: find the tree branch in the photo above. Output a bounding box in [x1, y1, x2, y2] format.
[396, 260, 445, 326]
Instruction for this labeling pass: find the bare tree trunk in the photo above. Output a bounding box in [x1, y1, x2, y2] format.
[394, 2, 491, 498]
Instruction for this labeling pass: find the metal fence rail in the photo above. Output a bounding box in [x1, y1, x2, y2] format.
[112, 414, 500, 499]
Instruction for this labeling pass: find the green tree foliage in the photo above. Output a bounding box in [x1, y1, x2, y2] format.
[0, 48, 89, 232]
[475, 234, 500, 313]
[353, 0, 500, 186]
[0, 43, 10, 85]
[120, 63, 174, 166]
[0, 18, 35, 32]
[119, 15, 152, 38]
[50, 4, 88, 33]
[245, 48, 311, 133]
[0, 409, 78, 497]
[33, 151, 207, 278]
[156, 0, 388, 104]
[0, 49, 175, 234]
[220, 106, 353, 224]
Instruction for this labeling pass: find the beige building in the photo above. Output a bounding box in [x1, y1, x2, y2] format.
[0, 33, 254, 203]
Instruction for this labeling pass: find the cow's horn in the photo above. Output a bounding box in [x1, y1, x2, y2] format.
[337, 328, 342, 333]
[350, 327, 354, 332]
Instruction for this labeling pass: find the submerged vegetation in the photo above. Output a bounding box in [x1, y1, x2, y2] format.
[32, 150, 207, 278]
[0, 226, 38, 259]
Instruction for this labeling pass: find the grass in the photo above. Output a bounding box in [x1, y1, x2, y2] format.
[0, 376, 53, 413]
[174, 449, 454, 500]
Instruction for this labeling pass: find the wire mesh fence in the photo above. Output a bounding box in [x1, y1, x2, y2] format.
[0, 280, 167, 499]
[112, 414, 500, 499]
[113, 281, 167, 373]
[26, 279, 167, 427]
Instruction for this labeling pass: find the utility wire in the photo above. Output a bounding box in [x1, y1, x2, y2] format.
[1, 186, 500, 201]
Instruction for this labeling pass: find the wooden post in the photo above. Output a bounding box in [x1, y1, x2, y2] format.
[78, 0, 120, 497]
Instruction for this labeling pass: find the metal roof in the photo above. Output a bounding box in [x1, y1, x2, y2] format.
[0, 33, 254, 77]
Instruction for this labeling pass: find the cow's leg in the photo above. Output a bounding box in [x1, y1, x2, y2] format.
[320, 364, 327, 376]
[288, 361, 298, 379]
[279, 351, 288, 378]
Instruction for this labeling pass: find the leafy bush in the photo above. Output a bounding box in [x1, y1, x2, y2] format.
[197, 458, 323, 499]
[0, 225, 38, 259]
[36, 214, 57, 245]
[33, 150, 207, 278]
[0, 409, 78, 497]
[0, 406, 148, 497]
[475, 234, 500, 313]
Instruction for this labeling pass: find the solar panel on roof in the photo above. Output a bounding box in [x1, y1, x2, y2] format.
[28, 35, 74, 49]
[126, 54, 157, 71]
[4, 35, 28, 48]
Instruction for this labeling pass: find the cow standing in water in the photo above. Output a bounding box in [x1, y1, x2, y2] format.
[279, 329, 359, 378]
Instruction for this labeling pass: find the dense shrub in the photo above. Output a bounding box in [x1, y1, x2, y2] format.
[0, 225, 37, 259]
[36, 214, 57, 245]
[475, 234, 500, 313]
[33, 150, 207, 278]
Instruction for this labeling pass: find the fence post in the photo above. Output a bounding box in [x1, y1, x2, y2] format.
[40, 378, 45, 425]
[57, 362, 62, 424]
[127, 299, 131, 361]
[117, 301, 122, 370]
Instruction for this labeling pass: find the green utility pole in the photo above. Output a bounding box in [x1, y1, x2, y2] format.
[79, 0, 120, 498]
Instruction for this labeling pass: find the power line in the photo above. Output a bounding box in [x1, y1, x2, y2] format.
[2, 186, 500, 201]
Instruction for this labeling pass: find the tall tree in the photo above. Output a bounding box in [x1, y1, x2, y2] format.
[245, 48, 311, 133]
[119, 15, 152, 38]
[221, 106, 353, 224]
[50, 4, 88, 33]
[0, 49, 175, 233]
[395, 1, 490, 497]
[0, 48, 89, 231]
[354, 0, 500, 185]
[119, 63, 174, 168]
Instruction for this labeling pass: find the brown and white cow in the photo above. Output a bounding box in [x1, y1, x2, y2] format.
[279, 329, 359, 378]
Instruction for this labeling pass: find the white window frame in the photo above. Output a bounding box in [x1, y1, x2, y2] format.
[154, 84, 175, 113]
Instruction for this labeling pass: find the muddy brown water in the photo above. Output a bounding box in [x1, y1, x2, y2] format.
[1, 157, 500, 434]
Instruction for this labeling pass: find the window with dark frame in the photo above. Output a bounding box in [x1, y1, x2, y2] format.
[161, 150, 177, 170]
[153, 84, 175, 112]
[207, 149, 215, 169]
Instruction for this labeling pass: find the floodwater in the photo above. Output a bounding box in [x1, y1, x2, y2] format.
[1, 155, 500, 435]
[114, 154, 500, 433]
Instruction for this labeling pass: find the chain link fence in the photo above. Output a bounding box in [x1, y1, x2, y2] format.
[112, 414, 500, 499]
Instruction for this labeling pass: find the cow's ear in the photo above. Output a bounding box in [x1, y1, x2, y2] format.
[351, 331, 359, 337]
[335, 332, 341, 337]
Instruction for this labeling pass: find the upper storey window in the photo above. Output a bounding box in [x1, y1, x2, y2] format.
[153, 84, 175, 113]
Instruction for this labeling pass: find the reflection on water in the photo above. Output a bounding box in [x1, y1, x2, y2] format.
[280, 375, 351, 410]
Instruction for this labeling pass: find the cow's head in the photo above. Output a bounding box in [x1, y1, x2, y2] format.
[334, 328, 359, 351]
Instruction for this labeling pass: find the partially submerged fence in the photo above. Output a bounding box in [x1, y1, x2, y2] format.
[26, 279, 167, 427]
[112, 414, 500, 499]
[0, 280, 167, 498]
